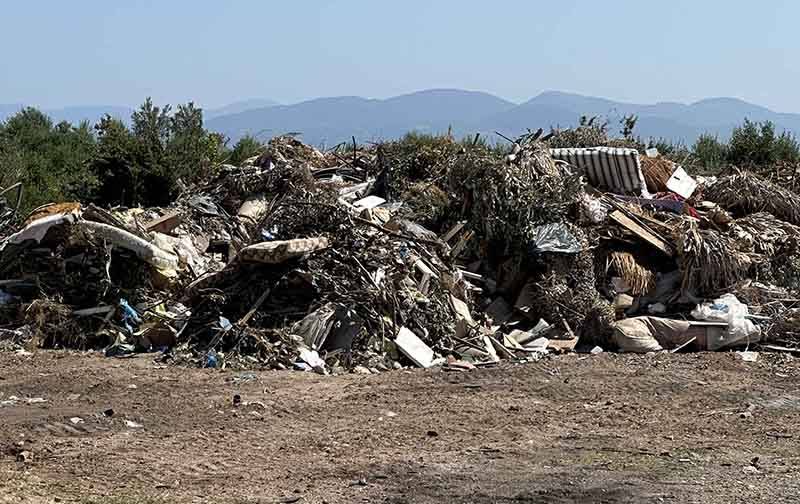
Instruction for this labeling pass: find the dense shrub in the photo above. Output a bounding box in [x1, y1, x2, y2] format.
[728, 119, 800, 167]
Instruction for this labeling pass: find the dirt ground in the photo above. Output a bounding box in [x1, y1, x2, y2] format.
[1, 350, 799, 504]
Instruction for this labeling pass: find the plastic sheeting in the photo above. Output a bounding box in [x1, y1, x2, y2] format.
[529, 223, 582, 254]
[691, 294, 761, 350]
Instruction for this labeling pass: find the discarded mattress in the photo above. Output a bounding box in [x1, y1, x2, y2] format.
[550, 147, 649, 196]
[237, 237, 330, 264]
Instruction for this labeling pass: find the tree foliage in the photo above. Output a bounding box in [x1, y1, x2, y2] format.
[228, 135, 265, 165]
[692, 134, 728, 170]
[727, 119, 800, 167]
[0, 108, 96, 212]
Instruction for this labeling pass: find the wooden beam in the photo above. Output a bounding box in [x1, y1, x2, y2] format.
[609, 210, 675, 256]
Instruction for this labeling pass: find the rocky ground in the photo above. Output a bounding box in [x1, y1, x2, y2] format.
[1, 351, 799, 503]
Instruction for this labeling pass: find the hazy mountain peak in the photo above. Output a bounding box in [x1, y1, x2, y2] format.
[205, 99, 280, 119]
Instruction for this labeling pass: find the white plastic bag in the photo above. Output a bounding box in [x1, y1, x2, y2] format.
[691, 294, 760, 349]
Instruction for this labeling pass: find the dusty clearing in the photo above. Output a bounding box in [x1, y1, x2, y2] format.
[1, 351, 799, 503]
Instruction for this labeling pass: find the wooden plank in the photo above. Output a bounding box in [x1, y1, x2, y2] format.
[609, 210, 675, 256]
[441, 221, 467, 243]
[144, 211, 182, 234]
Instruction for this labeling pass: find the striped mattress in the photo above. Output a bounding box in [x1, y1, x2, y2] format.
[550, 147, 649, 196]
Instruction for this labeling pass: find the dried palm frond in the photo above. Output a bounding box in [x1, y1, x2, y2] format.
[609, 251, 656, 295]
[729, 212, 800, 256]
[640, 157, 676, 193]
[675, 219, 753, 295]
[704, 170, 800, 225]
[22, 300, 85, 349]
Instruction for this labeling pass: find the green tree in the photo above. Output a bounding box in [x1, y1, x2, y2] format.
[0, 108, 97, 213]
[228, 135, 265, 165]
[726, 119, 799, 167]
[92, 115, 142, 206]
[166, 102, 205, 179]
[773, 131, 800, 164]
[621, 114, 638, 139]
[131, 97, 171, 168]
[692, 134, 728, 170]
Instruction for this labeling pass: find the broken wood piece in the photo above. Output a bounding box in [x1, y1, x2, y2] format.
[449, 295, 477, 327]
[451, 230, 474, 259]
[444, 355, 476, 371]
[441, 221, 467, 243]
[609, 210, 675, 256]
[144, 211, 182, 234]
[547, 337, 578, 352]
[760, 344, 800, 354]
[670, 336, 697, 353]
[458, 270, 484, 282]
[73, 306, 115, 317]
[353, 195, 386, 210]
[488, 335, 517, 359]
[482, 334, 500, 362]
[502, 333, 525, 350]
[418, 273, 432, 296]
[414, 258, 439, 279]
[237, 288, 272, 328]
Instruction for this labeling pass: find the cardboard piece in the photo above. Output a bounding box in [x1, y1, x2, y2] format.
[666, 166, 698, 199]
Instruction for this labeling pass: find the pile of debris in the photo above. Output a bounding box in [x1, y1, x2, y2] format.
[3, 132, 800, 373]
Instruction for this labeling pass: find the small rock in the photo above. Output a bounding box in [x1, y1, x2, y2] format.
[736, 351, 759, 362]
[233, 394, 242, 407]
[103, 408, 114, 417]
[125, 420, 143, 429]
[426, 430, 438, 437]
[590, 346, 604, 354]
[742, 465, 760, 474]
[369, 367, 381, 374]
[127, 384, 138, 390]
[69, 417, 84, 425]
[16, 450, 33, 463]
[353, 366, 371, 375]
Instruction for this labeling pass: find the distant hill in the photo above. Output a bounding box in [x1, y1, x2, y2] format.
[205, 99, 279, 119]
[7, 90, 800, 147]
[205, 89, 516, 146]
[204, 89, 800, 146]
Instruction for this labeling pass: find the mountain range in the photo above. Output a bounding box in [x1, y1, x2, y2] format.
[4, 90, 800, 147]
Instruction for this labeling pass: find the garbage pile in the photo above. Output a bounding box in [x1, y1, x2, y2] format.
[3, 132, 800, 372]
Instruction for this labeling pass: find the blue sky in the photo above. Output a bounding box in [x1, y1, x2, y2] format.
[3, 0, 798, 111]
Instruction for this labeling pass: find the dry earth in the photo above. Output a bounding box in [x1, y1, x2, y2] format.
[1, 351, 799, 503]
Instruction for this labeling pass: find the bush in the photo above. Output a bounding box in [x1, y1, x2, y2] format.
[92, 99, 228, 207]
[228, 135, 265, 165]
[727, 119, 800, 167]
[692, 134, 728, 170]
[0, 108, 97, 213]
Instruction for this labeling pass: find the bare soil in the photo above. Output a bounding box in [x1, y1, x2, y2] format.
[1, 351, 799, 503]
